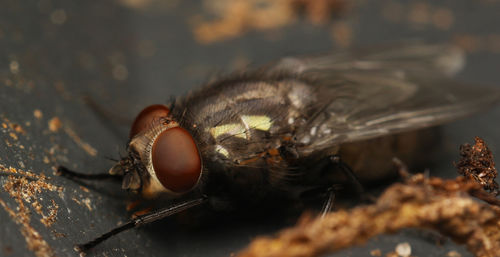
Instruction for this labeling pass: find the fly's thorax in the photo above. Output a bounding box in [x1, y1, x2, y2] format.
[167, 78, 321, 198]
[175, 77, 317, 132]
[175, 78, 318, 164]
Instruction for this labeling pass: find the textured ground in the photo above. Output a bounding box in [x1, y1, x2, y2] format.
[1, 1, 500, 256]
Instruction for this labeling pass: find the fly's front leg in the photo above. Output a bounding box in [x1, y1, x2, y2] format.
[56, 166, 122, 180]
[57, 154, 133, 182]
[74, 197, 207, 253]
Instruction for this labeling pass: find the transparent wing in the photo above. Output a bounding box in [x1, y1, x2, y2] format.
[268, 44, 500, 152]
[267, 43, 465, 76]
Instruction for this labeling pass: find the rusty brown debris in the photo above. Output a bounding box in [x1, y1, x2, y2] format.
[238, 138, 500, 257]
[192, 0, 347, 44]
[0, 165, 63, 257]
[456, 136, 499, 195]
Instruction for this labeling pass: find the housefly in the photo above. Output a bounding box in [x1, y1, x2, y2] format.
[58, 44, 500, 253]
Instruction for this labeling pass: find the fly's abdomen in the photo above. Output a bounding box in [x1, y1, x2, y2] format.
[338, 128, 441, 183]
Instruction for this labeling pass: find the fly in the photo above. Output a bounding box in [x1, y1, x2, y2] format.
[57, 43, 500, 254]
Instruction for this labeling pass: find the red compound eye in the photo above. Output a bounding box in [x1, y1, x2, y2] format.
[130, 104, 170, 139]
[151, 127, 201, 193]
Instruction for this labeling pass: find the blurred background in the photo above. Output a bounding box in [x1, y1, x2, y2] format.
[1, 0, 499, 256]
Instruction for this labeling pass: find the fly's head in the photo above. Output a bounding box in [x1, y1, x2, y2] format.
[109, 104, 202, 198]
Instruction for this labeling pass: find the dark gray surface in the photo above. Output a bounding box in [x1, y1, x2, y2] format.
[1, 1, 499, 256]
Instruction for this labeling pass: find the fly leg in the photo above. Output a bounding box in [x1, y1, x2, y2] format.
[328, 155, 375, 203]
[56, 166, 121, 181]
[317, 155, 373, 217]
[320, 186, 336, 217]
[299, 154, 367, 215]
[329, 155, 365, 198]
[74, 197, 207, 253]
[311, 154, 373, 215]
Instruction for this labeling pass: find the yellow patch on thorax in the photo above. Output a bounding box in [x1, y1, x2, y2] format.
[215, 145, 230, 158]
[209, 123, 247, 139]
[209, 115, 273, 140]
[241, 115, 272, 131]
